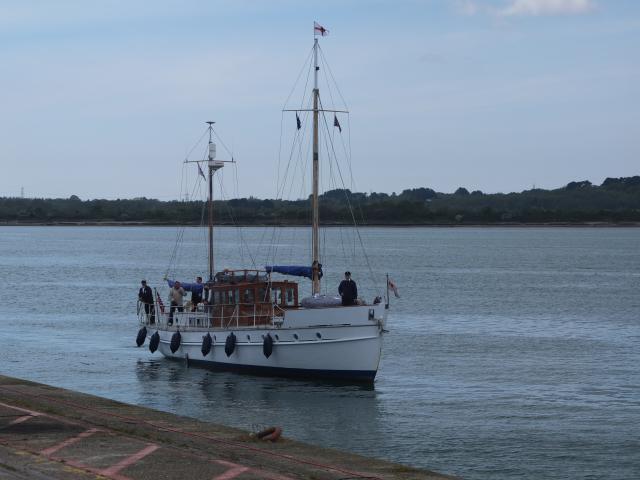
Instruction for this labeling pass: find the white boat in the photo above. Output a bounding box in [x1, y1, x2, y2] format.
[136, 24, 390, 383]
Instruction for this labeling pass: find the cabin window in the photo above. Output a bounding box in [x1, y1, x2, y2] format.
[272, 288, 282, 305]
[258, 287, 268, 302]
[285, 287, 295, 305]
[212, 291, 220, 304]
[243, 288, 254, 304]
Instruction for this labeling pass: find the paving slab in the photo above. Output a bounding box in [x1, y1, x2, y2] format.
[0, 375, 455, 480]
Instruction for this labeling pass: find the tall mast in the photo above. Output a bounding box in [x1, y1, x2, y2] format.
[206, 121, 215, 281]
[311, 37, 320, 295]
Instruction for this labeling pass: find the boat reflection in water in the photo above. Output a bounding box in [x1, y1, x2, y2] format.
[134, 358, 385, 451]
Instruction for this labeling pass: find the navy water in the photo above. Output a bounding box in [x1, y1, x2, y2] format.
[1, 226, 639, 479]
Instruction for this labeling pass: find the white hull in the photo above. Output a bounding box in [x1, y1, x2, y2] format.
[139, 303, 387, 382]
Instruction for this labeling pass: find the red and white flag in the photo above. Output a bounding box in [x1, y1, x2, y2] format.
[387, 278, 400, 298]
[314, 21, 329, 36]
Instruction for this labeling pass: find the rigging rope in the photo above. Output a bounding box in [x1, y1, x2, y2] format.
[263, 41, 382, 296]
[216, 172, 258, 271]
[318, 95, 381, 294]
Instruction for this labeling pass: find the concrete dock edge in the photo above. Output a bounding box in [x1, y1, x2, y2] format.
[0, 375, 456, 480]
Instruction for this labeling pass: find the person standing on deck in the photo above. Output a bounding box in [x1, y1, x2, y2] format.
[168, 281, 186, 324]
[202, 284, 210, 305]
[191, 276, 203, 311]
[138, 280, 155, 324]
[338, 271, 358, 306]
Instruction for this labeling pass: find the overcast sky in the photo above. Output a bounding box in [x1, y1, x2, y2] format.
[1, 0, 638, 200]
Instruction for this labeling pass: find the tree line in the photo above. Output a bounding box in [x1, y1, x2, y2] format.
[1, 176, 639, 225]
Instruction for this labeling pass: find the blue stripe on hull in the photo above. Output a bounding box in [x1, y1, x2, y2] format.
[169, 357, 377, 383]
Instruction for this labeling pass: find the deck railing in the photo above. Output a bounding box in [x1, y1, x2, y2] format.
[137, 301, 284, 330]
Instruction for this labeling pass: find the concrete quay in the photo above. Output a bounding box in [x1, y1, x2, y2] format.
[0, 375, 454, 480]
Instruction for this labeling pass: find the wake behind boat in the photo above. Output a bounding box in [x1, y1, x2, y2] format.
[135, 24, 392, 383]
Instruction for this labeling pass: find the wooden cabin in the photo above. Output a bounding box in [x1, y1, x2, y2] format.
[203, 269, 299, 327]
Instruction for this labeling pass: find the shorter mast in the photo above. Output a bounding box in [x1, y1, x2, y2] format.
[185, 122, 232, 281]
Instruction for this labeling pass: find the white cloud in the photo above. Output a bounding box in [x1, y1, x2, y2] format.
[454, 0, 480, 15]
[499, 0, 595, 17]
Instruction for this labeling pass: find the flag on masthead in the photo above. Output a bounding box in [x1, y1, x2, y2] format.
[333, 114, 342, 133]
[197, 162, 206, 180]
[314, 22, 329, 36]
[296, 113, 302, 130]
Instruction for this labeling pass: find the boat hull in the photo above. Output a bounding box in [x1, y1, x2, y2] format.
[138, 301, 387, 383]
[153, 323, 383, 383]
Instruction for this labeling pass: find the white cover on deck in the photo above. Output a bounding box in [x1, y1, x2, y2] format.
[301, 295, 342, 308]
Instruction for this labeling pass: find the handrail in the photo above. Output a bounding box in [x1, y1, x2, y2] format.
[138, 300, 281, 331]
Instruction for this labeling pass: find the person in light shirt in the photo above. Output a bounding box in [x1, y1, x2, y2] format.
[168, 281, 185, 325]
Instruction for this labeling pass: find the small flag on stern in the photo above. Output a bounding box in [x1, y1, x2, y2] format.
[388, 278, 400, 298]
[333, 114, 342, 133]
[314, 22, 329, 36]
[156, 291, 165, 313]
[296, 113, 302, 130]
[197, 162, 206, 180]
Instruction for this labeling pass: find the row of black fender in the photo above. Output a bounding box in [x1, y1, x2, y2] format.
[136, 326, 275, 359]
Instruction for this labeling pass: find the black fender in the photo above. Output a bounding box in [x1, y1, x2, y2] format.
[263, 333, 274, 359]
[149, 331, 160, 353]
[170, 331, 181, 354]
[201, 332, 213, 357]
[224, 333, 236, 357]
[136, 326, 147, 347]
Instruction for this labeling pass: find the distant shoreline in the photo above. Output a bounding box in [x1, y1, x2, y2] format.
[2, 221, 639, 228]
[3, 176, 639, 225]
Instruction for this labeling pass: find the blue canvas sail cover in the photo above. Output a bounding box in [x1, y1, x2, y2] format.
[265, 265, 313, 279]
[167, 279, 204, 293]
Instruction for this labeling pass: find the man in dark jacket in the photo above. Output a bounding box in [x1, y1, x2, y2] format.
[138, 280, 155, 324]
[338, 271, 358, 306]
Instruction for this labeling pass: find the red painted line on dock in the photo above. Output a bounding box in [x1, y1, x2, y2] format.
[253, 472, 296, 480]
[40, 428, 99, 457]
[213, 460, 250, 479]
[1, 419, 295, 480]
[7, 414, 37, 426]
[61, 458, 129, 480]
[98, 444, 159, 478]
[0, 400, 86, 429]
[0, 401, 41, 417]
